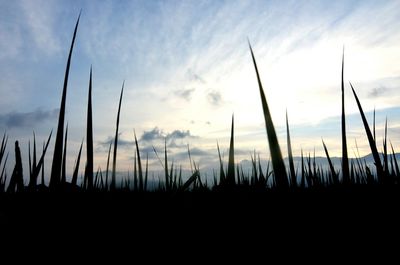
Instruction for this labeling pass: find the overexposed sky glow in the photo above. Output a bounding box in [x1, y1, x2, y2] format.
[1, 0, 400, 179]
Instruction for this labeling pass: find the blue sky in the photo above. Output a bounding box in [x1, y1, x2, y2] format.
[1, 0, 400, 180]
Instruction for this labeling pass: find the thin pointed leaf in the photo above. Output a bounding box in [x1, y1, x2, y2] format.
[249, 42, 288, 188]
[85, 66, 94, 189]
[350, 82, 384, 182]
[72, 139, 83, 186]
[111, 82, 124, 190]
[226, 115, 235, 186]
[134, 130, 143, 191]
[286, 110, 296, 187]
[341, 48, 350, 184]
[50, 12, 81, 189]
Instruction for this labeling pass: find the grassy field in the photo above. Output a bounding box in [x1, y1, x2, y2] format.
[1, 15, 399, 200]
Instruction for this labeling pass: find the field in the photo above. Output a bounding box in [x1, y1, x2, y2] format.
[1, 15, 400, 236]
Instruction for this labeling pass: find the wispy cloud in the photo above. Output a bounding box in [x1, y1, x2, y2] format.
[98, 134, 133, 149]
[207, 91, 222, 106]
[368, 86, 388, 98]
[19, 0, 61, 56]
[0, 108, 58, 128]
[174, 88, 195, 101]
[185, 69, 205, 84]
[140, 127, 196, 143]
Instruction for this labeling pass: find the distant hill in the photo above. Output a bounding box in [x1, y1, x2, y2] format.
[237, 153, 400, 174]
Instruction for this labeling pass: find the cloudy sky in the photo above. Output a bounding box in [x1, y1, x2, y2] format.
[1, 0, 400, 180]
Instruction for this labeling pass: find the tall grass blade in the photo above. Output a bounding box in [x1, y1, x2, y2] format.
[72, 139, 83, 186]
[373, 107, 376, 143]
[144, 153, 148, 191]
[164, 138, 169, 191]
[85, 66, 94, 190]
[134, 130, 143, 191]
[7, 141, 24, 192]
[390, 141, 399, 177]
[105, 141, 112, 191]
[217, 142, 225, 185]
[0, 153, 8, 187]
[181, 171, 199, 191]
[50, 12, 81, 189]
[0, 133, 7, 165]
[249, 41, 288, 188]
[350, 82, 384, 182]
[322, 139, 338, 185]
[133, 153, 137, 191]
[28, 140, 32, 181]
[41, 142, 45, 186]
[341, 48, 350, 185]
[111, 82, 124, 190]
[286, 110, 296, 187]
[226, 115, 235, 186]
[28, 132, 38, 189]
[61, 124, 68, 185]
[383, 118, 388, 174]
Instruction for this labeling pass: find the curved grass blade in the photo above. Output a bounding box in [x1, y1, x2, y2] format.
[134, 130, 143, 191]
[164, 138, 169, 191]
[144, 153, 148, 191]
[217, 141, 225, 185]
[7, 141, 24, 192]
[226, 114, 235, 186]
[383, 118, 388, 174]
[341, 48, 350, 185]
[61, 124, 68, 185]
[111, 82, 124, 190]
[72, 139, 83, 186]
[373, 107, 376, 143]
[181, 170, 199, 191]
[50, 12, 81, 189]
[85, 66, 94, 190]
[350, 82, 384, 182]
[105, 141, 112, 191]
[248, 41, 288, 188]
[286, 110, 296, 187]
[390, 141, 399, 177]
[322, 139, 338, 185]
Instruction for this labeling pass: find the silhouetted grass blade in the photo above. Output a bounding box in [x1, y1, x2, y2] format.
[248, 41, 288, 188]
[226, 115, 235, 186]
[85, 66, 94, 190]
[50, 12, 81, 189]
[61, 124, 68, 185]
[350, 82, 384, 182]
[111, 82, 124, 190]
[72, 139, 83, 186]
[322, 139, 339, 185]
[134, 130, 143, 191]
[341, 48, 350, 185]
[7, 141, 24, 192]
[286, 110, 296, 187]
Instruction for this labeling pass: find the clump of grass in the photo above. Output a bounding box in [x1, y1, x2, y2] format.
[1, 13, 399, 193]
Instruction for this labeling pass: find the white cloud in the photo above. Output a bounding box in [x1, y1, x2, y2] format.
[19, 0, 61, 56]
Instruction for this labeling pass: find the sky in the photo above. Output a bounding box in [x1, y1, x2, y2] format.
[0, 0, 400, 182]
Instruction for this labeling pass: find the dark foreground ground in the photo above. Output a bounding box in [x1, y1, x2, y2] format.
[1, 186, 399, 229]
[1, 186, 399, 256]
